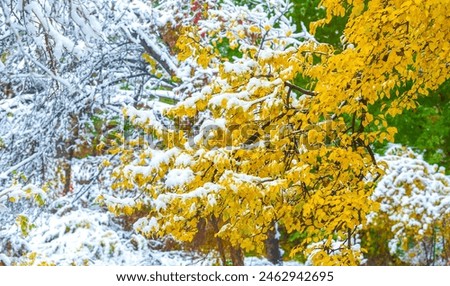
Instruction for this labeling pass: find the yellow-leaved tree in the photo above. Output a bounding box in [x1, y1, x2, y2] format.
[102, 0, 449, 265]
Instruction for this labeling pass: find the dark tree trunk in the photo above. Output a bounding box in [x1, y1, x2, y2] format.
[192, 218, 207, 249]
[265, 222, 282, 265]
[210, 215, 227, 266]
[230, 246, 244, 266]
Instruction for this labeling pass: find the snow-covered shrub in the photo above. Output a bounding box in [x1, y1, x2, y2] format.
[366, 145, 450, 265]
[0, 157, 122, 265]
[1, 200, 157, 265]
[0, 183, 48, 265]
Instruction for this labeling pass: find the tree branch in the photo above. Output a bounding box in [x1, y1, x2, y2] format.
[130, 30, 178, 78]
[285, 81, 317, 96]
[0, 153, 39, 180]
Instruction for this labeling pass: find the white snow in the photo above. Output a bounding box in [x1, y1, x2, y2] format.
[0, 254, 10, 266]
[134, 217, 159, 234]
[223, 60, 256, 75]
[174, 153, 193, 167]
[164, 168, 195, 188]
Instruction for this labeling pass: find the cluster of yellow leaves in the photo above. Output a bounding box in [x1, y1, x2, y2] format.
[16, 214, 34, 237]
[176, 27, 213, 69]
[302, 245, 363, 266]
[108, 0, 449, 265]
[142, 53, 163, 78]
[312, 0, 449, 117]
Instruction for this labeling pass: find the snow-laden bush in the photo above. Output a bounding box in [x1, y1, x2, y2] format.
[1, 197, 160, 266]
[366, 145, 450, 265]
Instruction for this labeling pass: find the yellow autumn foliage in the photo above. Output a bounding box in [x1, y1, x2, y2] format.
[107, 0, 449, 265]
